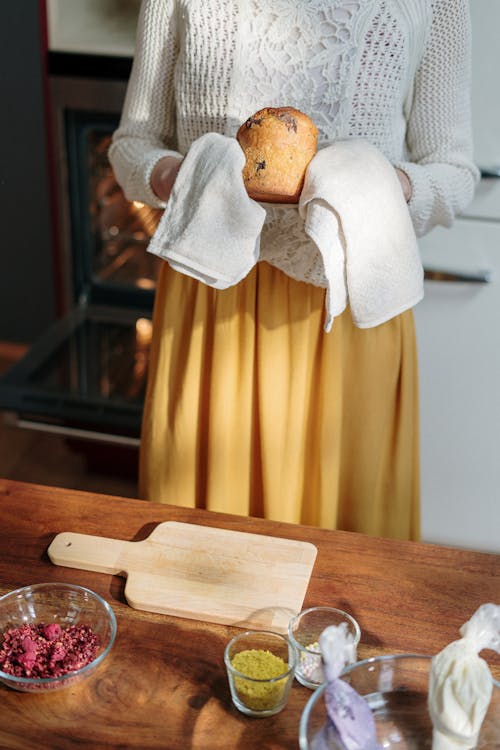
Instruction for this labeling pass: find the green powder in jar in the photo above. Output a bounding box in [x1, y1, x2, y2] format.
[231, 648, 290, 712]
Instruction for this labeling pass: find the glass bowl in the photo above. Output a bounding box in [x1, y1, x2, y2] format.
[299, 653, 500, 749]
[0, 582, 117, 692]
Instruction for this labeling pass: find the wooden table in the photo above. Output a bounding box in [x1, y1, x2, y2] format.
[0, 479, 498, 749]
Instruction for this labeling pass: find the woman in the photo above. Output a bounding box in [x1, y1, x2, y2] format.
[109, 0, 478, 540]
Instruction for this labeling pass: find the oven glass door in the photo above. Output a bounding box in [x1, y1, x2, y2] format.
[65, 110, 162, 309]
[0, 305, 152, 441]
[0, 70, 160, 443]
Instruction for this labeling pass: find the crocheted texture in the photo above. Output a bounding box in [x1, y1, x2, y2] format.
[109, 0, 479, 287]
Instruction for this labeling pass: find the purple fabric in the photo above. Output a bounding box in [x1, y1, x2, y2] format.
[323, 679, 378, 750]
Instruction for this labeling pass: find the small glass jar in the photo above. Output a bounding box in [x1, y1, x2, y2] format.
[288, 606, 361, 689]
[224, 630, 296, 717]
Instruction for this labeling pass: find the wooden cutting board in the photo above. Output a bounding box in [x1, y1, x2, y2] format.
[47, 522, 317, 631]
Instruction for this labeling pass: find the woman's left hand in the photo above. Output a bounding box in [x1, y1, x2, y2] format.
[395, 168, 412, 203]
[150, 156, 183, 202]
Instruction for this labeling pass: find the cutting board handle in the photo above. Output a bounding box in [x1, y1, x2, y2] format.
[47, 532, 127, 575]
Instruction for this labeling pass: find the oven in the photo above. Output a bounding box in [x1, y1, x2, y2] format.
[0, 53, 162, 447]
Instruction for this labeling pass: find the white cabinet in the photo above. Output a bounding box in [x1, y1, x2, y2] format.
[462, 0, 500, 224]
[46, 0, 140, 57]
[415, 221, 500, 552]
[414, 1, 500, 552]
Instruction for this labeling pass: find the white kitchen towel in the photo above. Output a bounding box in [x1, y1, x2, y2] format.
[300, 139, 424, 332]
[147, 132, 266, 288]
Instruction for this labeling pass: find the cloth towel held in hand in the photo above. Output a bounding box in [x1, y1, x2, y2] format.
[148, 133, 424, 332]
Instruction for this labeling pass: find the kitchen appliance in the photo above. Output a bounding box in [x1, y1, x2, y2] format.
[0, 50, 160, 448]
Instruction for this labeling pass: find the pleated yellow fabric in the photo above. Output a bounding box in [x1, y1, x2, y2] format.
[139, 261, 420, 541]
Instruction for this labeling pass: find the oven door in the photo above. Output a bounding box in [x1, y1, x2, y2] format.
[0, 67, 163, 446]
[0, 304, 152, 446]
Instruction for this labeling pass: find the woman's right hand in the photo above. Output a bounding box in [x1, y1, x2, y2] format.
[150, 156, 183, 202]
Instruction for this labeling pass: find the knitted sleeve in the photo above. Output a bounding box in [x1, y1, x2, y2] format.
[108, 0, 181, 208]
[394, 0, 480, 237]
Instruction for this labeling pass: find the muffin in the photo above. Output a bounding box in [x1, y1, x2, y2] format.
[237, 107, 318, 203]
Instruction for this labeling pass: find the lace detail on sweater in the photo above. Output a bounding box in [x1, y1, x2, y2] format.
[227, 0, 369, 145]
[228, 0, 374, 287]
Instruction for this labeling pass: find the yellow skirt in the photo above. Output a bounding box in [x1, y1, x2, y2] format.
[139, 261, 420, 540]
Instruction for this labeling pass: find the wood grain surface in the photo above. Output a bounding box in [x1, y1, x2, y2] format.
[47, 523, 317, 630]
[0, 479, 498, 750]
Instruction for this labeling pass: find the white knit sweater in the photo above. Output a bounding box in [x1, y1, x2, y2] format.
[109, 0, 479, 289]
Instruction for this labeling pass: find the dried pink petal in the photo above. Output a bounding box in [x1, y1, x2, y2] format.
[51, 644, 67, 662]
[43, 623, 62, 641]
[0, 622, 100, 679]
[21, 636, 37, 653]
[17, 651, 37, 672]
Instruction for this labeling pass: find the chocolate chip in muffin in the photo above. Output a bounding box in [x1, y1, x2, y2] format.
[256, 160, 266, 172]
[245, 116, 264, 128]
[277, 111, 297, 132]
